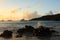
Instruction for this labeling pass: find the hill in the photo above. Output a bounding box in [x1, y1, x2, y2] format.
[30, 14, 60, 21]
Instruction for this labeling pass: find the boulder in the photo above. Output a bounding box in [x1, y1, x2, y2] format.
[0, 30, 13, 38]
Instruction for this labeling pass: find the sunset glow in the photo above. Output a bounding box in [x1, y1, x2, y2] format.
[0, 0, 60, 20]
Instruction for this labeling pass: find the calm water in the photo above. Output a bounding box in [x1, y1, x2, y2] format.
[0, 21, 60, 40]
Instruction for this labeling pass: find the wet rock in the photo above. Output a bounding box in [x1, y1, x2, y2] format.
[16, 28, 25, 37]
[35, 26, 52, 36]
[16, 34, 22, 38]
[0, 30, 13, 38]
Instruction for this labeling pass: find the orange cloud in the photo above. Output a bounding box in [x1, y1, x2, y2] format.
[0, 8, 40, 20]
[0, 8, 22, 20]
[22, 10, 40, 20]
[11, 8, 21, 14]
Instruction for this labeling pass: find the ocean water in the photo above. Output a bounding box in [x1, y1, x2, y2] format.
[0, 21, 60, 40]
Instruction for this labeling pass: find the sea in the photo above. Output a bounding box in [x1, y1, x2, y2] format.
[0, 21, 60, 40]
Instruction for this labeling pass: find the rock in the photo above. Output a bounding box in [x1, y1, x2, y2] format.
[16, 34, 22, 38]
[0, 30, 13, 38]
[35, 26, 52, 36]
[16, 28, 25, 37]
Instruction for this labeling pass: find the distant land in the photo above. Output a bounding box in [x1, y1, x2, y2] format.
[30, 14, 60, 21]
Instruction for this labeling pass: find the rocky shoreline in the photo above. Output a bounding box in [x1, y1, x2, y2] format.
[0, 25, 57, 38]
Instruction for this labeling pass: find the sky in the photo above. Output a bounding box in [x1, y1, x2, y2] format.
[0, 0, 60, 20]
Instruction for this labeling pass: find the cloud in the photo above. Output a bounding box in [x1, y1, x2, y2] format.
[0, 8, 40, 20]
[22, 10, 40, 20]
[10, 8, 21, 14]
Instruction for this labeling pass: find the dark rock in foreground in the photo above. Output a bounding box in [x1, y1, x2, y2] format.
[35, 26, 53, 36]
[16, 28, 25, 38]
[16, 25, 56, 37]
[0, 30, 13, 38]
[0, 25, 57, 38]
[16, 25, 35, 37]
